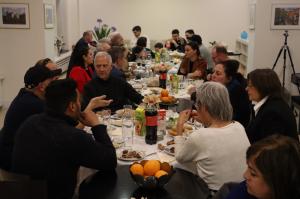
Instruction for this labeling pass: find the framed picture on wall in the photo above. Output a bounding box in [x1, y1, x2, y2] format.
[271, 3, 300, 29]
[44, 4, 54, 29]
[0, 3, 30, 29]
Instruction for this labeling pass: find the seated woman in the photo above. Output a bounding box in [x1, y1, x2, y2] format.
[211, 59, 251, 127]
[246, 68, 298, 143]
[175, 82, 250, 191]
[178, 42, 207, 79]
[225, 134, 300, 199]
[68, 47, 94, 93]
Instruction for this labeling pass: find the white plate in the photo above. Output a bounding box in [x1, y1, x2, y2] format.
[117, 150, 145, 161]
[164, 145, 175, 156]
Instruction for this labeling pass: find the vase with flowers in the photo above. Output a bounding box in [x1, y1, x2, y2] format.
[93, 18, 116, 41]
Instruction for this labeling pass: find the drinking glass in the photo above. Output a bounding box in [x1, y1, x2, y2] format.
[122, 116, 134, 146]
[123, 105, 133, 118]
[101, 109, 111, 130]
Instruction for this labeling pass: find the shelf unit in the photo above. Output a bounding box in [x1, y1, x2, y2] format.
[235, 38, 249, 75]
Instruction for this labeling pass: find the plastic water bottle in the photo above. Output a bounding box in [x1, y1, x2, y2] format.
[157, 109, 166, 141]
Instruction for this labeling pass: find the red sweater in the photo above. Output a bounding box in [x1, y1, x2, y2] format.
[69, 66, 93, 93]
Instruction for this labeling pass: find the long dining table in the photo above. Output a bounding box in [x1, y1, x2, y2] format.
[78, 165, 210, 199]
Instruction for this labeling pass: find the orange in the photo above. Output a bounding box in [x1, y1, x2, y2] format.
[143, 160, 161, 176]
[160, 162, 172, 173]
[130, 163, 144, 176]
[161, 96, 170, 103]
[155, 170, 168, 178]
[161, 89, 169, 97]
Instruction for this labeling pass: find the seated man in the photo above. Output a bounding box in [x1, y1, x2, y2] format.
[82, 52, 143, 112]
[12, 79, 117, 199]
[130, 25, 150, 49]
[0, 59, 62, 170]
[108, 46, 128, 80]
[109, 32, 125, 47]
[211, 45, 229, 64]
[165, 29, 186, 53]
[96, 38, 111, 52]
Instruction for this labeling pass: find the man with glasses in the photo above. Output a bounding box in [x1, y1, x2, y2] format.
[82, 52, 143, 112]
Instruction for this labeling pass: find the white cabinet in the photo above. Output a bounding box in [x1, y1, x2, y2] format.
[235, 38, 249, 69]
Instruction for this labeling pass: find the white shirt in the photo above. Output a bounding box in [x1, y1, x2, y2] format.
[175, 122, 250, 190]
[253, 96, 268, 116]
[130, 34, 150, 49]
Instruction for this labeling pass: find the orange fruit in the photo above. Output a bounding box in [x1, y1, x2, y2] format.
[143, 160, 161, 176]
[161, 89, 169, 97]
[160, 162, 172, 173]
[130, 163, 144, 176]
[155, 170, 168, 178]
[161, 96, 170, 103]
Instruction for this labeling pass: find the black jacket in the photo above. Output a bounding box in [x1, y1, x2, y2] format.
[0, 88, 44, 170]
[12, 111, 117, 199]
[82, 76, 143, 112]
[246, 97, 298, 144]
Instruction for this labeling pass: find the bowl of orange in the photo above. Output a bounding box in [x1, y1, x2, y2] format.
[159, 89, 178, 109]
[129, 160, 175, 189]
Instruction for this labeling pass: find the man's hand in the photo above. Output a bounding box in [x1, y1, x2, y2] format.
[79, 110, 101, 127]
[85, 95, 113, 111]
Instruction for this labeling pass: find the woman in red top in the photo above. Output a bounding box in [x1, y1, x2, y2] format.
[68, 47, 94, 93]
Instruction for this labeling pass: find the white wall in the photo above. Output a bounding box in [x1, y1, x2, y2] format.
[77, 0, 249, 49]
[0, 0, 45, 108]
[56, 0, 80, 50]
[44, 0, 57, 58]
[252, 0, 300, 95]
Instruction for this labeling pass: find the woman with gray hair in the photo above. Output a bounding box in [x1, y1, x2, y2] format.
[175, 81, 250, 193]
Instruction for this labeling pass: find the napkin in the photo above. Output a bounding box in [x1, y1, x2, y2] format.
[157, 152, 176, 163]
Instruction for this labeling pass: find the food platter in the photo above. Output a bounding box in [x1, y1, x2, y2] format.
[117, 149, 145, 161]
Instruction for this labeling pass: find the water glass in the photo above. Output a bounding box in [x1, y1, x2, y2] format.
[101, 109, 111, 130]
[122, 117, 134, 146]
[123, 105, 133, 118]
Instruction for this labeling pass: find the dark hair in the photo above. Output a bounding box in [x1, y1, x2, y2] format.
[185, 29, 194, 35]
[154, 42, 163, 49]
[73, 47, 90, 67]
[246, 134, 300, 199]
[186, 42, 200, 56]
[45, 79, 78, 114]
[136, 37, 147, 48]
[132, 26, 141, 32]
[189, 34, 202, 46]
[247, 68, 282, 99]
[215, 46, 228, 54]
[83, 31, 91, 37]
[35, 58, 52, 67]
[218, 60, 246, 86]
[108, 46, 126, 63]
[172, 29, 179, 35]
[132, 46, 144, 55]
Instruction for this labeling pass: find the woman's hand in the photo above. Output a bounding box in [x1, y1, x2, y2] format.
[190, 70, 202, 78]
[177, 109, 191, 135]
[85, 95, 113, 111]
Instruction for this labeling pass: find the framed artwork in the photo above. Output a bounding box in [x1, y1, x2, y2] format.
[0, 3, 30, 29]
[44, 4, 54, 29]
[249, 3, 256, 30]
[271, 3, 300, 29]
